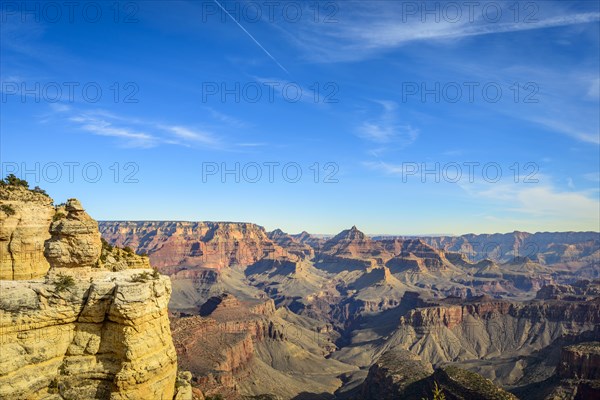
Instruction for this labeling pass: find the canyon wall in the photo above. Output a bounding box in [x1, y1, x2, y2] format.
[0, 185, 184, 400]
[99, 221, 296, 270]
[422, 231, 600, 265]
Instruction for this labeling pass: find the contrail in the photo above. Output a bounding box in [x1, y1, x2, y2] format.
[213, 0, 290, 75]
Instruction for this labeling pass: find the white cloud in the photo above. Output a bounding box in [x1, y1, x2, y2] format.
[164, 125, 220, 146]
[277, 1, 600, 63]
[357, 101, 419, 151]
[527, 116, 600, 145]
[514, 186, 599, 219]
[69, 114, 158, 148]
[207, 108, 247, 128]
[462, 178, 599, 220]
[49, 103, 71, 112]
[53, 108, 227, 149]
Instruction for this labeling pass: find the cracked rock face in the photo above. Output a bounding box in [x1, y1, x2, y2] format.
[45, 199, 102, 269]
[0, 269, 178, 399]
[0, 185, 186, 399]
[0, 185, 54, 280]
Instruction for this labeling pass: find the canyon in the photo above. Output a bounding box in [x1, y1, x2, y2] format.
[98, 220, 599, 399]
[0, 183, 597, 399]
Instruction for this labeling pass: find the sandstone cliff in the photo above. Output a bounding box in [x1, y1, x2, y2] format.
[394, 288, 600, 367]
[0, 269, 178, 399]
[99, 221, 298, 270]
[558, 342, 600, 380]
[0, 183, 183, 400]
[45, 199, 102, 269]
[0, 185, 54, 279]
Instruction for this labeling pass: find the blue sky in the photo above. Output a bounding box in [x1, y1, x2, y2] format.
[1, 0, 599, 235]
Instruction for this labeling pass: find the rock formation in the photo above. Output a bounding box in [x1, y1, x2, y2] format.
[422, 231, 600, 267]
[361, 348, 517, 399]
[99, 221, 297, 270]
[171, 293, 355, 399]
[100, 221, 600, 398]
[267, 228, 315, 259]
[0, 183, 184, 400]
[361, 348, 434, 399]
[0, 185, 54, 279]
[0, 269, 178, 399]
[558, 342, 600, 380]
[44, 199, 102, 269]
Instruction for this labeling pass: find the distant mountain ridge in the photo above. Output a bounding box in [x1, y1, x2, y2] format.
[420, 231, 600, 265]
[99, 221, 599, 268]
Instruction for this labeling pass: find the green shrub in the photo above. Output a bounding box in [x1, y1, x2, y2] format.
[53, 212, 66, 221]
[123, 246, 134, 254]
[3, 174, 29, 188]
[32, 186, 48, 195]
[152, 268, 160, 279]
[130, 271, 152, 283]
[53, 274, 76, 292]
[0, 204, 15, 216]
[422, 382, 446, 400]
[101, 238, 114, 251]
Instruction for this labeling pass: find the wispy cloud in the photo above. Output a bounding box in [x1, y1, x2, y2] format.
[363, 160, 414, 176]
[482, 185, 598, 220]
[458, 173, 600, 221]
[276, 2, 600, 63]
[163, 125, 220, 146]
[206, 108, 248, 128]
[51, 107, 225, 149]
[68, 114, 159, 148]
[527, 116, 600, 144]
[364, 161, 599, 222]
[357, 100, 419, 154]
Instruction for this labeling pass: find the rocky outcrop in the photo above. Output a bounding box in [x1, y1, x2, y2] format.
[171, 295, 282, 397]
[536, 280, 600, 301]
[361, 349, 517, 400]
[516, 342, 600, 400]
[396, 292, 600, 366]
[361, 348, 433, 399]
[45, 199, 102, 269]
[0, 184, 182, 400]
[320, 226, 385, 261]
[433, 366, 518, 400]
[0, 269, 178, 399]
[373, 285, 600, 395]
[0, 185, 54, 279]
[423, 231, 600, 266]
[267, 229, 314, 259]
[98, 239, 151, 271]
[558, 342, 600, 380]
